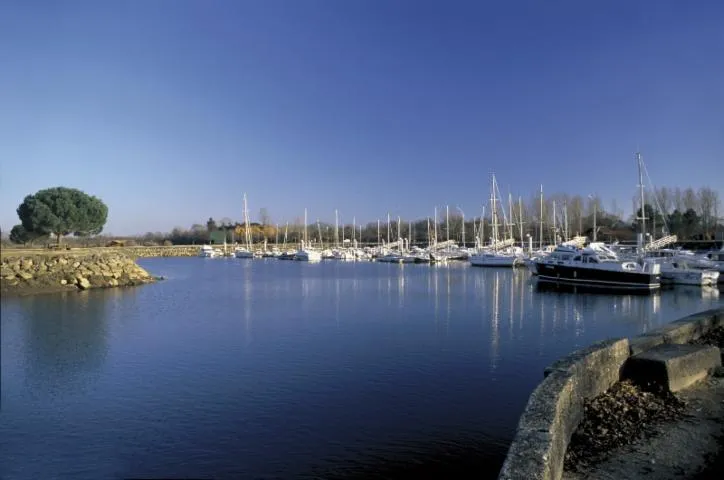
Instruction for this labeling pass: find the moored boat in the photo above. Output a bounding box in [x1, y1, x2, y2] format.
[533, 245, 661, 291]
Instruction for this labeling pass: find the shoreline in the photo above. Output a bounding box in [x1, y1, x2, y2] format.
[498, 308, 724, 480]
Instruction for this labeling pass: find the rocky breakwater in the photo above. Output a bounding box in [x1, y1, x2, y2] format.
[124, 245, 200, 257]
[1, 252, 157, 296]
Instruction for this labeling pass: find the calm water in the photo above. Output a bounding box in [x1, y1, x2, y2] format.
[1, 258, 721, 479]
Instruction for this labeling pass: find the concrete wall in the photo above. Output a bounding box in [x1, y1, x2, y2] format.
[498, 307, 724, 480]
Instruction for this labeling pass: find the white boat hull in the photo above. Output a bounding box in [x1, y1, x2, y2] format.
[470, 254, 519, 267]
[661, 269, 719, 286]
[295, 250, 322, 262]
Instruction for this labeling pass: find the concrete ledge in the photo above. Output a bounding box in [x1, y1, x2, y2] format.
[625, 344, 722, 392]
[629, 309, 723, 355]
[499, 339, 629, 480]
[498, 307, 724, 480]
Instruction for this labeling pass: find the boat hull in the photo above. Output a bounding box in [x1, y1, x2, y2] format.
[470, 254, 520, 267]
[661, 270, 719, 286]
[534, 262, 660, 290]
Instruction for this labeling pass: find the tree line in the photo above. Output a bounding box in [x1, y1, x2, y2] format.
[128, 186, 722, 247]
[4, 186, 720, 247]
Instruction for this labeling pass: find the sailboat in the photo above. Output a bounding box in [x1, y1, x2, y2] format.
[294, 208, 322, 262]
[470, 174, 523, 267]
[234, 193, 254, 258]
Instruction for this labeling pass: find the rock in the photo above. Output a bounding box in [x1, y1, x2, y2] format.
[76, 277, 91, 290]
[60, 279, 67, 285]
[16, 271, 33, 280]
[72, 261, 80, 269]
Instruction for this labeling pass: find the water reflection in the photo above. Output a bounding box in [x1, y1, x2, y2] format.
[19, 289, 115, 397]
[1, 260, 720, 480]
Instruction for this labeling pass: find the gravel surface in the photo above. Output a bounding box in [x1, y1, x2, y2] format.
[692, 326, 724, 348]
[565, 380, 686, 472]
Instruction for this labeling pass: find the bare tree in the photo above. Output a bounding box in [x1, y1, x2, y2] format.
[569, 195, 583, 235]
[699, 187, 719, 237]
[673, 187, 683, 212]
[259, 207, 272, 226]
[655, 187, 672, 215]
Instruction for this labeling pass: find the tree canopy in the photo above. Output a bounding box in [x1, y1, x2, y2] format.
[16, 187, 108, 244]
[9, 224, 43, 245]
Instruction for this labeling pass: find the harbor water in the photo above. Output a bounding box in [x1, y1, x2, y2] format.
[1, 258, 721, 479]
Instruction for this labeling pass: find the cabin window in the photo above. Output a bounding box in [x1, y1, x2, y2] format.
[588, 257, 599, 263]
[573, 256, 581, 262]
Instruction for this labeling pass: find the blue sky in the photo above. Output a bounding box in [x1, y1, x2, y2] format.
[1, 0, 722, 235]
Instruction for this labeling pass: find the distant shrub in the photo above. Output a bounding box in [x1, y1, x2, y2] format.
[163, 240, 173, 246]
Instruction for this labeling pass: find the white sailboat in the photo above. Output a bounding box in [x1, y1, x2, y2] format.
[470, 174, 522, 267]
[234, 193, 254, 259]
[295, 208, 322, 262]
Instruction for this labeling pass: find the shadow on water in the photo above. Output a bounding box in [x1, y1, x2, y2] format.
[309, 431, 509, 479]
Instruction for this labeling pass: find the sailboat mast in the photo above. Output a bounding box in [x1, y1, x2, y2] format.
[637, 152, 647, 247]
[446, 205, 450, 243]
[304, 208, 308, 247]
[491, 174, 498, 252]
[334, 210, 339, 248]
[508, 192, 514, 240]
[539, 184, 544, 250]
[460, 211, 465, 247]
[387, 213, 391, 244]
[434, 207, 438, 246]
[243, 193, 251, 250]
[481, 206, 486, 247]
[553, 200, 558, 245]
[518, 196, 524, 248]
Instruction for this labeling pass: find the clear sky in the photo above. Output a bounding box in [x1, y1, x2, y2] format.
[1, 0, 722, 235]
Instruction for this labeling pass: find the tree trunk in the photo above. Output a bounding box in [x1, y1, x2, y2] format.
[56, 232, 61, 246]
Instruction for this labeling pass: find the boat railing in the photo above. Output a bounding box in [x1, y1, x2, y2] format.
[643, 234, 678, 252]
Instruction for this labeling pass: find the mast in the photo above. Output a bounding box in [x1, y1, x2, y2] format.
[377, 219, 380, 246]
[446, 205, 450, 243]
[427, 217, 431, 248]
[334, 210, 339, 248]
[539, 184, 544, 250]
[481, 206, 486, 248]
[460, 211, 465, 248]
[637, 152, 647, 248]
[491, 174, 499, 252]
[353, 216, 356, 246]
[507, 192, 513, 240]
[434, 207, 438, 247]
[553, 200, 558, 245]
[243, 193, 251, 250]
[303, 208, 308, 247]
[387, 213, 391, 245]
[563, 201, 569, 241]
[518, 196, 524, 248]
